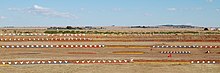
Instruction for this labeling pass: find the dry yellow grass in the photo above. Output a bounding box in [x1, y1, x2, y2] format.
[105, 45, 151, 49]
[112, 51, 145, 55]
[0, 64, 10, 67]
[133, 62, 191, 65]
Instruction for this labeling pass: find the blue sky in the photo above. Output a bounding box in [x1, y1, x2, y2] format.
[0, 0, 219, 27]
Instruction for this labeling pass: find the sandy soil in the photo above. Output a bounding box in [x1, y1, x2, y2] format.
[0, 28, 220, 73]
[0, 46, 220, 60]
[0, 64, 220, 73]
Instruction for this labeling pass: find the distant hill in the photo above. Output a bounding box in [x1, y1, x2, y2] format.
[159, 25, 203, 28]
[130, 25, 203, 28]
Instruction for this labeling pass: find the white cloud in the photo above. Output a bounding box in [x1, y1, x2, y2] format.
[189, 8, 203, 11]
[0, 16, 6, 19]
[112, 8, 121, 12]
[80, 8, 85, 11]
[33, 5, 47, 10]
[216, 9, 220, 12]
[207, 0, 213, 3]
[167, 8, 177, 11]
[9, 5, 78, 19]
[181, 8, 203, 11]
[144, 13, 152, 16]
[168, 7, 203, 11]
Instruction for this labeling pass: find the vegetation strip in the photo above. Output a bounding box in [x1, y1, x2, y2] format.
[44, 30, 220, 35]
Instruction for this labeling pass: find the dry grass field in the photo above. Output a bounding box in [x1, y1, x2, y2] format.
[1, 64, 220, 73]
[0, 27, 220, 73]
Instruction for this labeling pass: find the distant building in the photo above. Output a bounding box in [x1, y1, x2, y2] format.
[210, 27, 220, 31]
[85, 26, 93, 29]
[210, 28, 219, 31]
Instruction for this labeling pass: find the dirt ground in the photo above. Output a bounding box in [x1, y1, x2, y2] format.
[0, 28, 220, 73]
[0, 64, 220, 73]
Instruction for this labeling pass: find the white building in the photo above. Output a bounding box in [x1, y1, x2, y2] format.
[210, 28, 218, 31]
